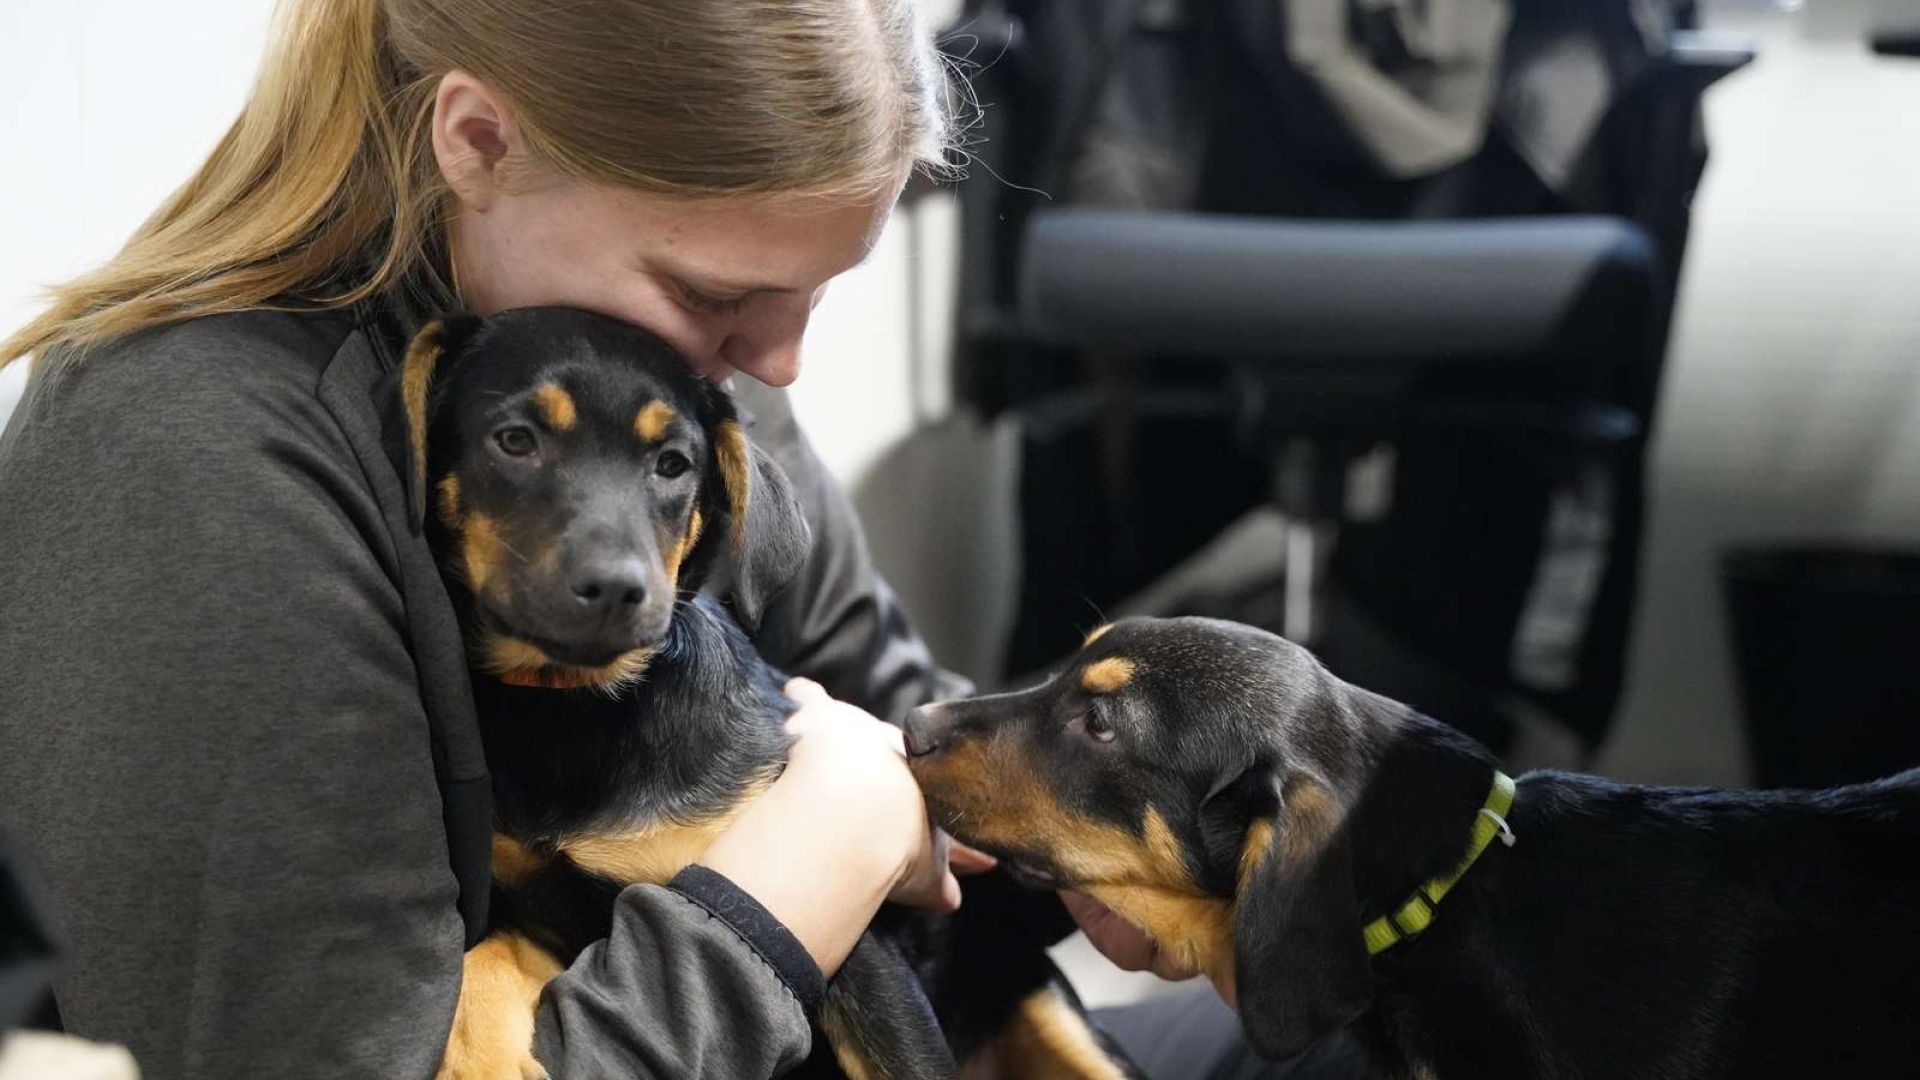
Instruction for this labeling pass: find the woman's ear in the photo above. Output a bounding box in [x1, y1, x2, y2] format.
[400, 315, 481, 534]
[433, 71, 521, 213]
[1232, 774, 1374, 1062]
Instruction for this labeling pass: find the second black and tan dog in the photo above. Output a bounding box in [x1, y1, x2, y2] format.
[395, 307, 1132, 1080]
[904, 616, 1920, 1079]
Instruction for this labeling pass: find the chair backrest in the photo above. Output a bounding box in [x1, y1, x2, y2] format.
[945, 0, 1744, 419]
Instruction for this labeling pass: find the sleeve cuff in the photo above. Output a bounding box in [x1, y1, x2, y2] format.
[666, 865, 826, 1014]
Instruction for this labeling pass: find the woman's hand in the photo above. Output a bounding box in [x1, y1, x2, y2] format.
[779, 677, 964, 910]
[695, 678, 979, 976]
[1060, 889, 1237, 1007]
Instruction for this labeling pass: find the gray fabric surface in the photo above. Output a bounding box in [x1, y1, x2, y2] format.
[1, 313, 472, 1076]
[1093, 988, 1372, 1080]
[0, 306, 949, 1078]
[535, 883, 813, 1078]
[1094, 989, 1244, 1080]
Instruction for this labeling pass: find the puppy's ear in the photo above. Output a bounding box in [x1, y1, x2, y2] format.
[399, 315, 481, 534]
[1233, 774, 1373, 1062]
[1197, 758, 1282, 895]
[704, 417, 811, 628]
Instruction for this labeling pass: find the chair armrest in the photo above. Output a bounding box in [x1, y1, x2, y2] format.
[1017, 209, 1658, 364]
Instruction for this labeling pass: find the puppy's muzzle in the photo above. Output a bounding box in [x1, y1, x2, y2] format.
[903, 703, 951, 758]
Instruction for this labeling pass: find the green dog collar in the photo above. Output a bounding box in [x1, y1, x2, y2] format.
[1361, 770, 1517, 956]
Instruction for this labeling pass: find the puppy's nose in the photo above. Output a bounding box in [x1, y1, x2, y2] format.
[569, 558, 649, 616]
[903, 704, 949, 758]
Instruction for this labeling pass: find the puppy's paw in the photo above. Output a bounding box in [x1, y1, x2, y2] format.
[435, 1017, 546, 1080]
[437, 933, 563, 1080]
[436, 1042, 545, 1080]
[977, 986, 1132, 1080]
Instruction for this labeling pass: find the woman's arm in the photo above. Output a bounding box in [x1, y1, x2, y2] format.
[534, 675, 963, 1079]
[0, 326, 468, 1077]
[531, 876, 817, 1078]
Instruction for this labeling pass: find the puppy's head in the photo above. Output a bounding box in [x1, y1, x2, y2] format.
[398, 308, 808, 690]
[907, 617, 1467, 1060]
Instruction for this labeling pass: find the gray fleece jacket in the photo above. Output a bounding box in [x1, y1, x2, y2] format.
[0, 302, 964, 1079]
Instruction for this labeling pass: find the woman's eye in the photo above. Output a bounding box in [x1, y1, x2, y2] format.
[682, 287, 747, 316]
[655, 450, 692, 479]
[494, 426, 538, 458]
[1083, 711, 1116, 743]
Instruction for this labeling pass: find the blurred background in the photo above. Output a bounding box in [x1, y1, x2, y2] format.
[5, 0, 1919, 1036]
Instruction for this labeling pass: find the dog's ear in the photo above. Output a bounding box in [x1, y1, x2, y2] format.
[1232, 773, 1374, 1062]
[399, 315, 481, 534]
[703, 418, 811, 628]
[1198, 758, 1282, 895]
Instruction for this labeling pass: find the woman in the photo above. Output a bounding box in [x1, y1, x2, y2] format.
[0, 0, 976, 1075]
[0, 0, 1288, 1075]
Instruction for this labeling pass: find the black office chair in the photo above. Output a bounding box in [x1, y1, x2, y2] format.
[943, 1, 1751, 756]
[1019, 210, 1655, 648]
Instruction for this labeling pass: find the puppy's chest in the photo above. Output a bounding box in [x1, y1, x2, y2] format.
[476, 676, 789, 849]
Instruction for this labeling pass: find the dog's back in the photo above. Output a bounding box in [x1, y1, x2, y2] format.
[1385, 766, 1920, 1080]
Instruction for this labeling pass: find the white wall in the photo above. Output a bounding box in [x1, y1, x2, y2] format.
[786, 0, 965, 483]
[1597, 3, 1920, 783]
[0, 2, 275, 419]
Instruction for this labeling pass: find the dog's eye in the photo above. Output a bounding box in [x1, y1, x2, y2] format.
[655, 450, 692, 479]
[1082, 711, 1117, 743]
[494, 426, 538, 458]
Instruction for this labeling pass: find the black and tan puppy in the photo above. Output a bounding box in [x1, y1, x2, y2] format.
[905, 616, 1920, 1080]
[394, 308, 1130, 1080]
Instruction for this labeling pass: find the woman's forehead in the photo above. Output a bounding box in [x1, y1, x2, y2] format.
[579, 181, 901, 290]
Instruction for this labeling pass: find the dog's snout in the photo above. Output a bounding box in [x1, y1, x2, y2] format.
[903, 705, 949, 758]
[569, 557, 649, 615]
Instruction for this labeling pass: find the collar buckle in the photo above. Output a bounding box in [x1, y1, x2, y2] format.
[1361, 770, 1517, 957]
[1478, 806, 1518, 848]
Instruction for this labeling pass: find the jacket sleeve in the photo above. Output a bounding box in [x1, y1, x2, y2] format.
[0, 326, 811, 1080]
[730, 383, 974, 723]
[534, 867, 818, 1078]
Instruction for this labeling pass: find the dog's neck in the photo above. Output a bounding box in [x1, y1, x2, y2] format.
[1339, 702, 1506, 924]
[1340, 711, 1533, 1077]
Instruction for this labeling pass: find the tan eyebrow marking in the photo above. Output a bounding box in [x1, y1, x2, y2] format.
[437, 475, 463, 529]
[1080, 657, 1135, 695]
[635, 401, 676, 443]
[533, 384, 577, 431]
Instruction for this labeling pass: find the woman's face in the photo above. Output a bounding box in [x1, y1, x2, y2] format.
[434, 73, 901, 387]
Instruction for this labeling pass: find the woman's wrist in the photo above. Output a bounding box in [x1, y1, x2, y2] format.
[696, 748, 908, 976]
[698, 678, 959, 976]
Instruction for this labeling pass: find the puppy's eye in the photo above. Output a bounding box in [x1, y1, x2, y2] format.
[494, 426, 538, 458]
[1082, 711, 1117, 744]
[655, 450, 692, 479]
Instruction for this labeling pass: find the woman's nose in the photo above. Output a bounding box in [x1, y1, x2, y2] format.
[720, 331, 803, 388]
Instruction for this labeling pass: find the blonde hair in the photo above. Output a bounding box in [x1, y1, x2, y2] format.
[1, 0, 953, 368]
